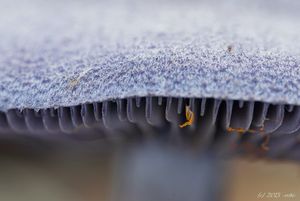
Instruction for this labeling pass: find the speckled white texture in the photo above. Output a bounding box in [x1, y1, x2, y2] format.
[0, 0, 300, 111]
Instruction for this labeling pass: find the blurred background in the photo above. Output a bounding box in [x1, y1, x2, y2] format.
[0, 136, 299, 201]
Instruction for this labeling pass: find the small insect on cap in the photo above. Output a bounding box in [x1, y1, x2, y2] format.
[227, 45, 233, 53]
